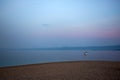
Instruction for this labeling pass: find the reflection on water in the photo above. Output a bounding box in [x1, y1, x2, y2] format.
[0, 50, 120, 67]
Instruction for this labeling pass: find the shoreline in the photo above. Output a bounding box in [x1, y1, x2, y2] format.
[0, 60, 120, 68]
[0, 61, 120, 80]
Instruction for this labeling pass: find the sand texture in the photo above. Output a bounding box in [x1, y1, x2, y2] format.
[0, 61, 120, 80]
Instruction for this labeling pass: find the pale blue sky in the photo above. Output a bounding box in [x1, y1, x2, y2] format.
[0, 0, 120, 48]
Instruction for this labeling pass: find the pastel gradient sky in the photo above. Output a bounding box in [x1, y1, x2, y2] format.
[0, 0, 120, 48]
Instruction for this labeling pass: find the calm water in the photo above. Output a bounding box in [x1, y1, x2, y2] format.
[0, 50, 120, 67]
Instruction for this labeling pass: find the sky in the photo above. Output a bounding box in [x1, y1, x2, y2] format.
[0, 0, 120, 48]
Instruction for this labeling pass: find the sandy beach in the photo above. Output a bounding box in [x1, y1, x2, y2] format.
[0, 61, 120, 80]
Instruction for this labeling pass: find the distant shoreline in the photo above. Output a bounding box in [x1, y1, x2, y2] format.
[0, 45, 120, 51]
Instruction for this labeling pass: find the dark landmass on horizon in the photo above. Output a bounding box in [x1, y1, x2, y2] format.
[0, 45, 120, 51]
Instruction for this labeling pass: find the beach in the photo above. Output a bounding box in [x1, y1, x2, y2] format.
[0, 61, 120, 80]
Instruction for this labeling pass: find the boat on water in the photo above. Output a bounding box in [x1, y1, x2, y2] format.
[83, 51, 88, 56]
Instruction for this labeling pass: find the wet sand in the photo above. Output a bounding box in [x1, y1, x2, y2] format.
[0, 61, 120, 80]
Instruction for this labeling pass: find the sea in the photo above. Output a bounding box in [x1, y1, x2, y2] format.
[0, 50, 120, 67]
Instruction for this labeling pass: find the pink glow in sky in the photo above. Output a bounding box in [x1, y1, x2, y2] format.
[0, 0, 120, 48]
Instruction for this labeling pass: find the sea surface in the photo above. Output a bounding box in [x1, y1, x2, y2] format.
[0, 50, 120, 67]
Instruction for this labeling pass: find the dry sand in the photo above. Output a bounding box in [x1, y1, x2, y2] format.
[0, 61, 120, 80]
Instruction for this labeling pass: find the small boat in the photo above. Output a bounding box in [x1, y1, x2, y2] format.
[83, 51, 88, 56]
